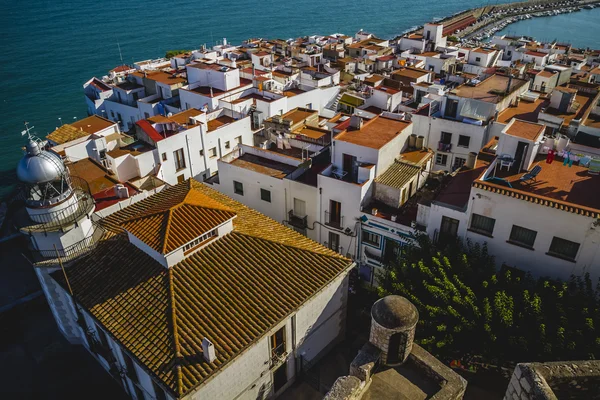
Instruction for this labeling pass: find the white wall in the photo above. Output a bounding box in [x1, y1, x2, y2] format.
[465, 187, 600, 280]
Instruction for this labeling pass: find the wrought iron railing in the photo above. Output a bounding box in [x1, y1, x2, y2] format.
[324, 211, 343, 229]
[22, 176, 95, 233]
[438, 141, 452, 152]
[29, 223, 106, 266]
[288, 210, 308, 229]
[324, 242, 343, 254]
[270, 343, 287, 369]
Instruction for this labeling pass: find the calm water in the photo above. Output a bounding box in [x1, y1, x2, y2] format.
[495, 8, 600, 47]
[1, 1, 599, 196]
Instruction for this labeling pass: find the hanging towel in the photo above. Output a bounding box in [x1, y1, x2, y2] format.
[546, 149, 555, 164]
[580, 156, 591, 167]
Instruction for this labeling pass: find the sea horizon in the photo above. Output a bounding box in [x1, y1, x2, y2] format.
[1, 0, 599, 198]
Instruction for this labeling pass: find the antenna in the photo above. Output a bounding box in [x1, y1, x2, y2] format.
[21, 121, 35, 139]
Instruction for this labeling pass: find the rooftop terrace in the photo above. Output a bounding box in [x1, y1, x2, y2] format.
[452, 74, 528, 104]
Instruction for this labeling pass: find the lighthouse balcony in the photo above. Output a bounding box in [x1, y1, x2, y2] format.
[21, 176, 95, 234]
[27, 223, 108, 267]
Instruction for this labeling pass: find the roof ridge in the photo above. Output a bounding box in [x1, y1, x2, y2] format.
[167, 268, 183, 397]
[162, 208, 175, 254]
[232, 231, 349, 260]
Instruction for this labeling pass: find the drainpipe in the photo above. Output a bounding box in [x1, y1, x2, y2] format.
[185, 133, 194, 179]
[198, 126, 209, 176]
[319, 187, 323, 244]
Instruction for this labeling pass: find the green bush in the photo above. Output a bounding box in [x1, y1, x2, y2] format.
[165, 50, 192, 59]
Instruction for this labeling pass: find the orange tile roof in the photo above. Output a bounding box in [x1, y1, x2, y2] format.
[122, 189, 236, 253]
[58, 180, 351, 398]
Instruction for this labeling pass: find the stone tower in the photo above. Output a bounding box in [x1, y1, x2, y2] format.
[369, 295, 419, 366]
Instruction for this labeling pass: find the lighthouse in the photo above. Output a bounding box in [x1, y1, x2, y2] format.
[16, 133, 96, 343]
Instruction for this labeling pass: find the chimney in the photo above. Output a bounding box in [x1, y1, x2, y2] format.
[202, 338, 217, 363]
[349, 115, 363, 130]
[505, 74, 513, 95]
[223, 37, 227, 46]
[466, 152, 478, 169]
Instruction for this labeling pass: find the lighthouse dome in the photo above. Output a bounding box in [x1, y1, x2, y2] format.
[16, 140, 66, 184]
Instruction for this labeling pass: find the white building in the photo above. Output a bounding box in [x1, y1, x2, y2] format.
[421, 119, 600, 281]
[27, 179, 354, 400]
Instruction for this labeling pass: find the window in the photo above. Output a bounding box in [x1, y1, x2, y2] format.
[152, 381, 167, 400]
[363, 230, 381, 247]
[110, 111, 115, 119]
[144, 112, 150, 119]
[509, 225, 537, 248]
[327, 200, 342, 228]
[475, 57, 481, 62]
[182, 229, 217, 252]
[328, 231, 341, 252]
[174, 148, 186, 171]
[470, 213, 495, 236]
[209, 147, 217, 158]
[224, 140, 230, 149]
[161, 153, 167, 162]
[234, 136, 242, 145]
[234, 181, 244, 195]
[445, 99, 459, 118]
[199, 149, 204, 156]
[440, 131, 452, 145]
[260, 188, 271, 202]
[133, 385, 145, 400]
[548, 237, 580, 261]
[453, 157, 466, 169]
[436, 153, 448, 166]
[458, 135, 470, 148]
[176, 174, 185, 183]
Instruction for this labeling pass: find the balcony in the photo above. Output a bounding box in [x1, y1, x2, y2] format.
[325, 211, 344, 229]
[324, 242, 343, 254]
[288, 210, 308, 229]
[21, 176, 95, 234]
[270, 343, 288, 369]
[438, 142, 452, 152]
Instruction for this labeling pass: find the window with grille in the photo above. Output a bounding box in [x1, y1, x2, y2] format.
[436, 153, 448, 165]
[234, 181, 244, 195]
[453, 157, 466, 169]
[470, 213, 495, 236]
[548, 237, 580, 260]
[509, 225, 537, 248]
[458, 135, 470, 148]
[182, 229, 217, 252]
[440, 131, 452, 145]
[173, 148, 186, 171]
[362, 230, 381, 247]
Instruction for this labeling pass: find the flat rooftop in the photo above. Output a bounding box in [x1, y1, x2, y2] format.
[279, 108, 318, 125]
[542, 91, 597, 125]
[477, 154, 600, 214]
[497, 98, 547, 123]
[229, 153, 296, 179]
[106, 141, 154, 158]
[187, 78, 252, 97]
[452, 74, 528, 104]
[335, 116, 411, 150]
[504, 120, 545, 141]
[363, 364, 439, 400]
[207, 115, 235, 132]
[72, 115, 116, 135]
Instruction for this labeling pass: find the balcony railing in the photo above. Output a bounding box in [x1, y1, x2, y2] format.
[324, 242, 343, 254]
[438, 142, 452, 152]
[21, 176, 95, 234]
[28, 223, 106, 266]
[288, 210, 308, 229]
[324, 211, 344, 229]
[270, 343, 288, 369]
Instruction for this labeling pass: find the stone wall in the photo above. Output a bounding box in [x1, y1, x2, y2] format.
[504, 360, 600, 400]
[369, 317, 415, 365]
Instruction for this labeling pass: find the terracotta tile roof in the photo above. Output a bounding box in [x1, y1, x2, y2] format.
[122, 190, 236, 253]
[72, 115, 116, 135]
[47, 124, 90, 144]
[58, 180, 350, 398]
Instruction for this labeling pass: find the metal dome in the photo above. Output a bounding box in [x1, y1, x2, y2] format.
[16, 140, 67, 184]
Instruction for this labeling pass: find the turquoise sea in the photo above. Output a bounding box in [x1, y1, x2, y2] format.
[1, 0, 599, 196]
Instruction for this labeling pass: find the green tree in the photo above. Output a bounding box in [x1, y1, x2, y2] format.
[377, 233, 600, 364]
